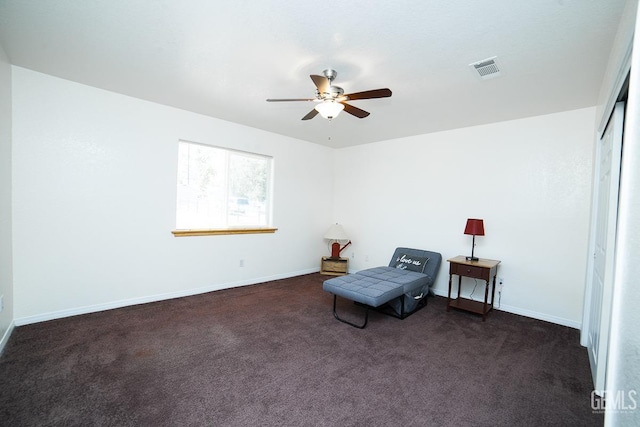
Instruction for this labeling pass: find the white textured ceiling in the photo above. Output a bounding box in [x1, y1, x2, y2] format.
[0, 0, 628, 148]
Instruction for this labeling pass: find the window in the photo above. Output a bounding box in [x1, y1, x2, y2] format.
[174, 141, 274, 235]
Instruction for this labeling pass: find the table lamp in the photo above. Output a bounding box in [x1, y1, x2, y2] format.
[324, 223, 352, 259]
[464, 218, 484, 261]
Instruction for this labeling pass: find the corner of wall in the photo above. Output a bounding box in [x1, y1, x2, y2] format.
[0, 42, 15, 348]
[0, 321, 15, 356]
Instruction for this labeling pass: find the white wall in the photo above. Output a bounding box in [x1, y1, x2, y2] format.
[0, 44, 14, 349]
[333, 108, 596, 327]
[11, 67, 334, 323]
[604, 1, 640, 425]
[6, 66, 600, 329]
[595, 0, 638, 133]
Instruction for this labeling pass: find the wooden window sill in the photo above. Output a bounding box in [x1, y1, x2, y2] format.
[171, 228, 278, 237]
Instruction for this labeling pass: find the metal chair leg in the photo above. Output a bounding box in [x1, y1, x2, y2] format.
[332, 295, 368, 329]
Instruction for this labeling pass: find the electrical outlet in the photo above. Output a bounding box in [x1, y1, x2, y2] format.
[498, 277, 504, 293]
[0, 294, 3, 313]
[239, 259, 244, 267]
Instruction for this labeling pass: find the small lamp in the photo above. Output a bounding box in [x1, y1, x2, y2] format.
[324, 223, 352, 259]
[464, 218, 485, 261]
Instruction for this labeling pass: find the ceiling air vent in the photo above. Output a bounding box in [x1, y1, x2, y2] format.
[469, 56, 502, 80]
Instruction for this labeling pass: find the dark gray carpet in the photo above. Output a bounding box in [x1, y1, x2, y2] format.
[0, 273, 602, 426]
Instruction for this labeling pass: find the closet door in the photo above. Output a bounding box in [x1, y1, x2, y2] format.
[586, 101, 624, 393]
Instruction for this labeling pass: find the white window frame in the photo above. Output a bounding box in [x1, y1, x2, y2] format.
[172, 140, 276, 237]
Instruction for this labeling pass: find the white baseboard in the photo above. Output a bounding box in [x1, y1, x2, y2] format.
[11, 270, 581, 330]
[431, 288, 581, 329]
[0, 320, 16, 356]
[14, 268, 320, 326]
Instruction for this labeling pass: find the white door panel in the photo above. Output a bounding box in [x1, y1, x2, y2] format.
[586, 102, 624, 393]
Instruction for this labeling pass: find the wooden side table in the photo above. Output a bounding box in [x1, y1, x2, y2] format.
[447, 255, 500, 321]
[320, 257, 348, 276]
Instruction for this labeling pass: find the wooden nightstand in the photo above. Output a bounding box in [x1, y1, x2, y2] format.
[447, 255, 500, 321]
[320, 257, 348, 276]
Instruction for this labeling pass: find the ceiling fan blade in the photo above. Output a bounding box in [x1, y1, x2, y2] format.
[301, 109, 319, 120]
[310, 74, 330, 94]
[266, 98, 315, 102]
[344, 88, 392, 101]
[342, 102, 370, 118]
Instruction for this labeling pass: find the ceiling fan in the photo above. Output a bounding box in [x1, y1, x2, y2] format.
[266, 69, 392, 121]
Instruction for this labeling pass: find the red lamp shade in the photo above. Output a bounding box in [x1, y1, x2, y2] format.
[464, 219, 485, 236]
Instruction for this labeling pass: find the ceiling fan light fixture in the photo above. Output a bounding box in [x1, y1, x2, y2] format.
[267, 69, 391, 121]
[315, 101, 344, 120]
